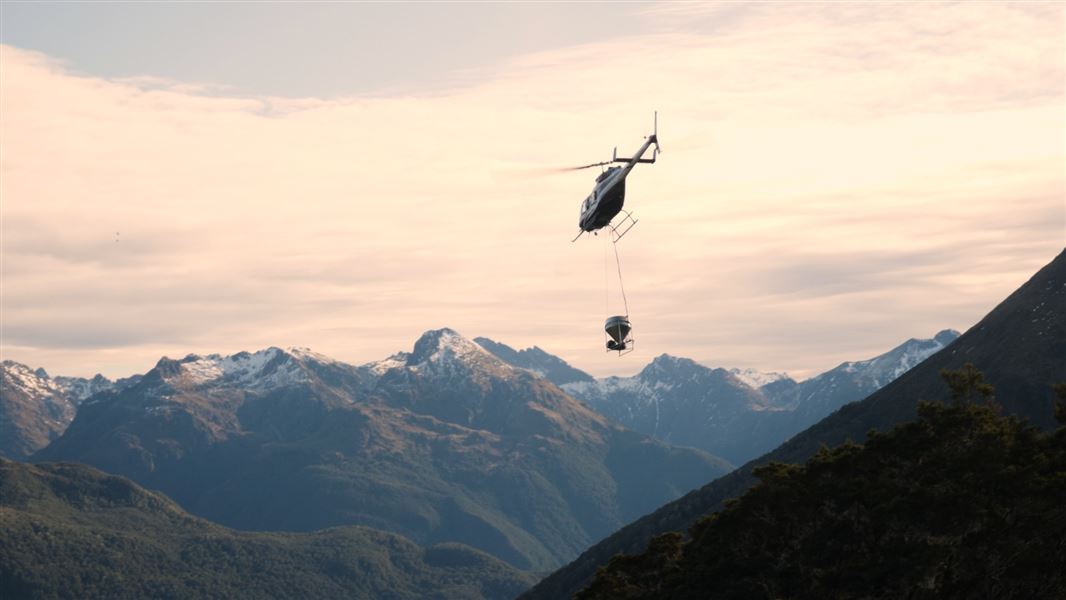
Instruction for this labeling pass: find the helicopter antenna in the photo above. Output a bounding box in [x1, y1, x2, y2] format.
[649, 111, 661, 160]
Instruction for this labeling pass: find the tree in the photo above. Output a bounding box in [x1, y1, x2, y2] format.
[940, 363, 995, 405]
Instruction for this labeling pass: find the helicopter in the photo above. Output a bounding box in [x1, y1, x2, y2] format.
[566, 114, 661, 355]
[570, 112, 660, 243]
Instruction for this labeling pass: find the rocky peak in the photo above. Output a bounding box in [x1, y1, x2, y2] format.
[145, 347, 318, 390]
[639, 354, 711, 381]
[404, 329, 510, 381]
[409, 328, 492, 364]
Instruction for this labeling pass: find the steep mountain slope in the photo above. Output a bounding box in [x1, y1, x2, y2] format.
[473, 338, 594, 387]
[34, 330, 731, 572]
[0, 361, 135, 459]
[521, 249, 1066, 599]
[577, 399, 1066, 599]
[0, 459, 534, 600]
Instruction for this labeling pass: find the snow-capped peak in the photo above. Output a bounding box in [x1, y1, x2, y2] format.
[366, 352, 410, 376]
[163, 347, 310, 388]
[2, 360, 65, 398]
[641, 354, 702, 378]
[837, 329, 960, 386]
[286, 346, 339, 365]
[728, 368, 792, 389]
[1, 360, 114, 404]
[407, 328, 498, 367]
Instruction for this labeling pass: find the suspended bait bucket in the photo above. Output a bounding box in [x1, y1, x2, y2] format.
[605, 315, 633, 354]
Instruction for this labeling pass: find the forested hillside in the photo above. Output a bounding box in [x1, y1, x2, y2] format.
[577, 374, 1066, 599]
[0, 459, 534, 600]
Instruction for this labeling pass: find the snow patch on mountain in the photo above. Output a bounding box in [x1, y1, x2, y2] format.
[728, 368, 791, 389]
[367, 353, 410, 376]
[404, 329, 512, 385]
[408, 329, 497, 366]
[54, 375, 115, 402]
[288, 347, 339, 365]
[171, 348, 310, 389]
[2, 361, 64, 397]
[838, 329, 960, 388]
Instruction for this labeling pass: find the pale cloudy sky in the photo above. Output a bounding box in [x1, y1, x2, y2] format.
[2, 2, 1063, 380]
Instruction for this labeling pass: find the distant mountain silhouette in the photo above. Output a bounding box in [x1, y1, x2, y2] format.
[521, 249, 1066, 600]
[480, 331, 958, 465]
[33, 330, 730, 572]
[0, 459, 534, 600]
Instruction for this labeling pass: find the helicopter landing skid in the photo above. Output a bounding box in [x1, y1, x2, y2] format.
[609, 211, 638, 243]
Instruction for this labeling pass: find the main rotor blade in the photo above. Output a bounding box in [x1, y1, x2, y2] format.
[560, 160, 612, 171]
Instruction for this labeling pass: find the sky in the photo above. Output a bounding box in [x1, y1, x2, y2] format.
[2, 2, 1064, 380]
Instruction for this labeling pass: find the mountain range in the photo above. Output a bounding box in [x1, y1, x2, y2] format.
[479, 330, 959, 465]
[31, 329, 731, 572]
[521, 248, 1066, 599]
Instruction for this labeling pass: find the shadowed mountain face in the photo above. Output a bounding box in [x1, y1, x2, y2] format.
[472, 338, 595, 387]
[33, 330, 731, 572]
[562, 356, 780, 465]
[0, 361, 138, 460]
[521, 249, 1066, 600]
[0, 459, 535, 600]
[479, 331, 959, 465]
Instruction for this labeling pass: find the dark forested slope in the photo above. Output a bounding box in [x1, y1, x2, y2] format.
[577, 380, 1066, 599]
